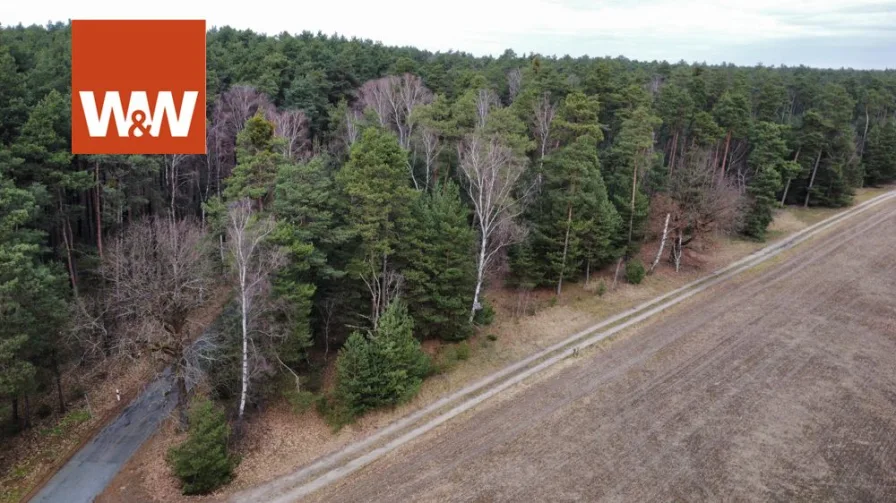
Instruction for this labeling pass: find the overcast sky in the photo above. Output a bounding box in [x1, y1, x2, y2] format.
[3, 0, 896, 69]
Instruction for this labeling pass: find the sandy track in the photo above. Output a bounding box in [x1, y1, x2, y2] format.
[302, 198, 896, 502]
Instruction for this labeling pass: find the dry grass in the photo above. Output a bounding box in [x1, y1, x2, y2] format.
[3, 286, 232, 503]
[303, 193, 896, 503]
[0, 357, 157, 503]
[98, 187, 893, 502]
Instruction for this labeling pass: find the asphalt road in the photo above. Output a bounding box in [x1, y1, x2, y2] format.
[29, 368, 177, 503]
[296, 196, 896, 502]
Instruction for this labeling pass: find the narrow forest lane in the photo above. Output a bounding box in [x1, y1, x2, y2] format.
[29, 371, 177, 503]
[298, 194, 896, 502]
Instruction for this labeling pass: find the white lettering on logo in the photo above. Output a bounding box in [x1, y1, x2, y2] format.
[79, 91, 199, 138]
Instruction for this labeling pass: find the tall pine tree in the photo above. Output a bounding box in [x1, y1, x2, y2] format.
[398, 181, 476, 341]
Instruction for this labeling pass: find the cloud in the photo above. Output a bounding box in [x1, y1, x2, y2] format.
[2, 0, 895, 68]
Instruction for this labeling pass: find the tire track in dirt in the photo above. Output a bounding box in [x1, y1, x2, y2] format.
[235, 194, 896, 503]
[300, 195, 896, 502]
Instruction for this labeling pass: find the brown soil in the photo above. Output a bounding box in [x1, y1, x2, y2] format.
[302, 196, 896, 501]
[96, 187, 896, 503]
[4, 286, 231, 503]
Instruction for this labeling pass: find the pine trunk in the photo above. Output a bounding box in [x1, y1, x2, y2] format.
[53, 354, 65, 413]
[557, 204, 573, 296]
[719, 130, 732, 183]
[94, 162, 103, 258]
[612, 257, 623, 289]
[804, 149, 823, 207]
[669, 130, 679, 174]
[781, 148, 801, 205]
[627, 157, 639, 247]
[860, 107, 870, 162]
[781, 178, 792, 205]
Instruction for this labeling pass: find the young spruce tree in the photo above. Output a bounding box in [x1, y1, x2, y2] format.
[167, 397, 237, 495]
[334, 301, 429, 420]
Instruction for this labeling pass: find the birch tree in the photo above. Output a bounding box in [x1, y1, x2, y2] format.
[459, 134, 528, 321]
[357, 74, 433, 150]
[267, 108, 310, 162]
[225, 199, 285, 419]
[533, 92, 557, 168]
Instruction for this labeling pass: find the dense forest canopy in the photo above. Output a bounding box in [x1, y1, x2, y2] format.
[2, 21, 896, 434]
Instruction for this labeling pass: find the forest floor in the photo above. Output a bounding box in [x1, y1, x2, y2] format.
[96, 187, 893, 503]
[0, 287, 231, 503]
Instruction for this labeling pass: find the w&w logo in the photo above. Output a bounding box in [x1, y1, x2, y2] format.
[71, 20, 206, 154]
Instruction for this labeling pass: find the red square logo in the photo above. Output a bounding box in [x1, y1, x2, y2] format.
[71, 20, 206, 154]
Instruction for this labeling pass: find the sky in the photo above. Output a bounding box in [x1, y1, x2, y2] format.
[3, 0, 896, 69]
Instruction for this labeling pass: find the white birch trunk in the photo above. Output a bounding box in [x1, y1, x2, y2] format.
[650, 213, 671, 274]
[471, 234, 487, 323]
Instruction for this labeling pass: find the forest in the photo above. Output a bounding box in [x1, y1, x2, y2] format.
[2, 21, 896, 493]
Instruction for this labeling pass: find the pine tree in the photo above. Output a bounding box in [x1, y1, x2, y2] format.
[0, 167, 68, 424]
[864, 122, 896, 186]
[605, 106, 660, 256]
[553, 91, 603, 144]
[337, 127, 415, 258]
[398, 181, 476, 341]
[271, 156, 347, 364]
[519, 138, 620, 293]
[167, 398, 237, 495]
[225, 112, 285, 210]
[743, 122, 788, 240]
[713, 91, 751, 177]
[336, 127, 417, 324]
[334, 301, 429, 419]
[744, 164, 782, 240]
[0, 46, 28, 143]
[10, 90, 89, 294]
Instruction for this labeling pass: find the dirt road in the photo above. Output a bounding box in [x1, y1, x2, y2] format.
[295, 198, 896, 502]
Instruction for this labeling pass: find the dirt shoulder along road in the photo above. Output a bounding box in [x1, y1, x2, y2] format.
[239, 193, 896, 502]
[29, 191, 896, 503]
[28, 369, 177, 503]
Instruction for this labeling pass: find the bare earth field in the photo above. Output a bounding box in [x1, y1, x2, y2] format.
[303, 197, 896, 502]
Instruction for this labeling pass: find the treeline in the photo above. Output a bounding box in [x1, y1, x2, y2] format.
[2, 21, 896, 442]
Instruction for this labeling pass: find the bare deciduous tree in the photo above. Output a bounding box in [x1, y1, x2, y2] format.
[100, 217, 214, 414]
[357, 74, 433, 150]
[345, 108, 362, 148]
[164, 154, 188, 219]
[476, 89, 499, 130]
[360, 255, 404, 330]
[225, 199, 286, 419]
[210, 86, 274, 185]
[533, 92, 557, 166]
[418, 126, 443, 190]
[215, 85, 274, 137]
[356, 78, 392, 128]
[507, 68, 523, 103]
[266, 108, 311, 162]
[666, 149, 744, 271]
[459, 134, 529, 322]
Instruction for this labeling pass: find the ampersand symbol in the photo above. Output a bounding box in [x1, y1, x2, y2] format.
[129, 110, 150, 137]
